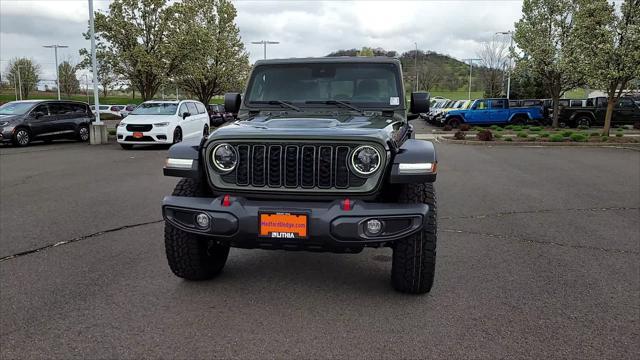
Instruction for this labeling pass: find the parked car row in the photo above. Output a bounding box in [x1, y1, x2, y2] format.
[0, 100, 93, 146]
[423, 95, 639, 128]
[0, 98, 236, 148]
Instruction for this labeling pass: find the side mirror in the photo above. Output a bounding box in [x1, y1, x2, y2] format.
[182, 112, 191, 120]
[409, 92, 430, 116]
[224, 92, 241, 113]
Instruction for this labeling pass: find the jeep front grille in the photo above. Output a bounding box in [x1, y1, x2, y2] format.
[208, 142, 384, 193]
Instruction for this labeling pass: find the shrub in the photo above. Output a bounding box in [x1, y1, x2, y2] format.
[529, 126, 542, 132]
[616, 127, 624, 132]
[615, 132, 623, 137]
[540, 132, 550, 138]
[601, 136, 609, 142]
[504, 125, 514, 130]
[517, 131, 528, 138]
[522, 125, 530, 129]
[589, 132, 599, 137]
[577, 124, 589, 130]
[504, 137, 513, 142]
[476, 129, 493, 141]
[453, 130, 466, 140]
[490, 125, 500, 130]
[459, 124, 471, 131]
[443, 125, 453, 131]
[495, 127, 504, 132]
[634, 121, 640, 130]
[494, 133, 503, 139]
[570, 133, 587, 142]
[550, 134, 564, 142]
[561, 130, 573, 137]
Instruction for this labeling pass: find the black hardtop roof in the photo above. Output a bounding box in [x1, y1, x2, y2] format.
[253, 56, 401, 66]
[11, 99, 89, 105]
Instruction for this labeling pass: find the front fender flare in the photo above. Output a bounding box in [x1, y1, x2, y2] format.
[163, 136, 204, 178]
[388, 139, 437, 184]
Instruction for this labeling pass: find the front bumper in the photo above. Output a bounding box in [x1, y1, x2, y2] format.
[116, 126, 172, 144]
[0, 128, 14, 142]
[162, 195, 429, 252]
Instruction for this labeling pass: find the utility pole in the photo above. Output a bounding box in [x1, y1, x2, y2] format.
[251, 40, 280, 60]
[88, 0, 107, 143]
[464, 58, 481, 100]
[414, 42, 419, 92]
[82, 74, 90, 104]
[43, 44, 68, 100]
[496, 31, 514, 99]
[16, 65, 22, 100]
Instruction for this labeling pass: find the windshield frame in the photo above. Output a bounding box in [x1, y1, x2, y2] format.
[129, 102, 179, 116]
[243, 62, 405, 111]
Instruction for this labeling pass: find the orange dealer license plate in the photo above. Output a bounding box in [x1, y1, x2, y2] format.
[259, 212, 308, 239]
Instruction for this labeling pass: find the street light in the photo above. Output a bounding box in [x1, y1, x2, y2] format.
[464, 58, 481, 100]
[43, 44, 68, 100]
[496, 31, 514, 99]
[251, 40, 279, 60]
[82, 74, 90, 104]
[414, 42, 419, 92]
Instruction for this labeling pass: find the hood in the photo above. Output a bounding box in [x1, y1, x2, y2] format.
[210, 112, 404, 148]
[120, 114, 175, 124]
[0, 114, 22, 123]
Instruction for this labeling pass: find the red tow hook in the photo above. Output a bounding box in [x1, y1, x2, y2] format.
[222, 194, 231, 207]
[341, 198, 352, 211]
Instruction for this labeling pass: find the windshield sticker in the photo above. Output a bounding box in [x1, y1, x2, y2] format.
[390, 97, 400, 106]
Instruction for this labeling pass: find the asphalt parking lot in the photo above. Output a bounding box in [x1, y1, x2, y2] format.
[1, 138, 639, 358]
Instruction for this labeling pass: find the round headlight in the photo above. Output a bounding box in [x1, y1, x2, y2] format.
[212, 143, 237, 172]
[351, 145, 381, 176]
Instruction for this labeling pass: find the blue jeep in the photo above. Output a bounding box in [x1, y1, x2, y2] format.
[443, 98, 544, 128]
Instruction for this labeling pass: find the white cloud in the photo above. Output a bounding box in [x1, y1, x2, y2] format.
[1, 0, 523, 80]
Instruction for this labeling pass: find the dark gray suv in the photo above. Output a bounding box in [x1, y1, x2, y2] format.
[0, 100, 94, 146]
[162, 57, 437, 294]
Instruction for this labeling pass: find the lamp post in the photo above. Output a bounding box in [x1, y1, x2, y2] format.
[16, 65, 23, 100]
[496, 31, 514, 99]
[43, 44, 68, 100]
[414, 42, 419, 92]
[464, 58, 481, 100]
[251, 40, 280, 60]
[82, 74, 90, 104]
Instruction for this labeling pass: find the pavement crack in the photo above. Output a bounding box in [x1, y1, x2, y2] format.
[0, 219, 163, 263]
[442, 228, 639, 255]
[440, 206, 639, 221]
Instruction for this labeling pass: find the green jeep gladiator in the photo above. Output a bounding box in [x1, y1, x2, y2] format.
[162, 57, 438, 294]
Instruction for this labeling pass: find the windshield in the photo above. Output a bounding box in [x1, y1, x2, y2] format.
[130, 103, 178, 116]
[246, 63, 402, 108]
[0, 102, 35, 115]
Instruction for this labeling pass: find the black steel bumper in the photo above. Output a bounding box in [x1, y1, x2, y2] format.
[162, 195, 429, 252]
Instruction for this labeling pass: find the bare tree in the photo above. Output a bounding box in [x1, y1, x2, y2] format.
[418, 63, 443, 92]
[477, 37, 508, 97]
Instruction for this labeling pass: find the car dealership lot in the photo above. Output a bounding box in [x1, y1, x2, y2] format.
[1, 141, 639, 358]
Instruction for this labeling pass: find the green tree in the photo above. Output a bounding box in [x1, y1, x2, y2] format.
[4, 58, 40, 99]
[175, 0, 250, 104]
[572, 0, 640, 135]
[58, 61, 80, 98]
[87, 0, 186, 100]
[78, 42, 119, 97]
[357, 47, 375, 57]
[513, 0, 588, 127]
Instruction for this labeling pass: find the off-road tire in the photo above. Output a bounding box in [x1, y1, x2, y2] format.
[511, 116, 526, 125]
[576, 116, 591, 128]
[391, 182, 437, 294]
[120, 144, 133, 150]
[165, 178, 230, 280]
[447, 117, 461, 128]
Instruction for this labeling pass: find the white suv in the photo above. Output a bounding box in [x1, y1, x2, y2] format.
[117, 100, 210, 149]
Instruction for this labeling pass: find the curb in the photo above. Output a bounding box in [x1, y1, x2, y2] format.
[437, 136, 640, 150]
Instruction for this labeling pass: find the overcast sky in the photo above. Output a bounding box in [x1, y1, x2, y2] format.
[0, 0, 523, 82]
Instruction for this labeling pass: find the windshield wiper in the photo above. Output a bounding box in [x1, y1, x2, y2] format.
[252, 100, 301, 112]
[306, 100, 364, 114]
